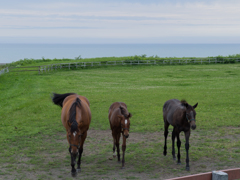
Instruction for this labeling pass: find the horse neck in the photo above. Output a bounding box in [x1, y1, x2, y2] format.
[120, 107, 128, 118]
[75, 107, 82, 123]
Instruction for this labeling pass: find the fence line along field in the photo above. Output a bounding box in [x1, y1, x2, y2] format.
[1, 56, 240, 75]
[0, 63, 240, 179]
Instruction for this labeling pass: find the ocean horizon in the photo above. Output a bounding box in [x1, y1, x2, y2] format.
[1, 43, 240, 64]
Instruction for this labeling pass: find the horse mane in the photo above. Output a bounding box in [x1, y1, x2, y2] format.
[181, 99, 187, 104]
[69, 97, 81, 132]
[52, 93, 76, 107]
[119, 106, 129, 118]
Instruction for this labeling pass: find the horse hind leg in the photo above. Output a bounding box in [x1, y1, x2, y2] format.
[112, 132, 116, 158]
[116, 133, 121, 162]
[121, 134, 128, 169]
[172, 127, 176, 160]
[77, 132, 87, 173]
[176, 131, 181, 165]
[163, 121, 169, 156]
[184, 131, 190, 171]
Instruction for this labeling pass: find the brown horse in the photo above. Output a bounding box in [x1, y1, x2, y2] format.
[108, 102, 132, 168]
[52, 93, 91, 176]
[163, 99, 198, 171]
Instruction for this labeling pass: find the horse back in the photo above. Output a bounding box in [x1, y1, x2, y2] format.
[61, 94, 91, 132]
[163, 99, 185, 126]
[108, 102, 126, 118]
[109, 102, 127, 113]
[108, 102, 127, 129]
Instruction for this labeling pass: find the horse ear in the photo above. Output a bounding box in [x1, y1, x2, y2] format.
[182, 102, 188, 108]
[128, 113, 132, 118]
[193, 103, 198, 109]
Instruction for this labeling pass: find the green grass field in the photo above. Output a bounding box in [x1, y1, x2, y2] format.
[0, 63, 240, 179]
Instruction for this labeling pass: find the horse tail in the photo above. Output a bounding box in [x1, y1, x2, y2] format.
[69, 97, 81, 132]
[52, 93, 75, 107]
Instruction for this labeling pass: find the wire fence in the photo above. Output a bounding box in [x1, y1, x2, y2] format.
[1, 57, 240, 75]
[39, 58, 240, 73]
[0, 67, 9, 76]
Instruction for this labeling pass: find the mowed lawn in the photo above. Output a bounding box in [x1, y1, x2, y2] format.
[0, 64, 240, 180]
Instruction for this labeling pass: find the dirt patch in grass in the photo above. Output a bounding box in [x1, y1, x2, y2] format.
[1, 128, 240, 180]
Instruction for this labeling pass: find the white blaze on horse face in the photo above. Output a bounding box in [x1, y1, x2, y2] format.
[125, 119, 127, 125]
[73, 131, 77, 137]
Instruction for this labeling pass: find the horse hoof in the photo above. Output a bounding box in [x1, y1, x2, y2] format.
[113, 155, 116, 158]
[118, 161, 121, 164]
[173, 157, 176, 161]
[121, 166, 125, 169]
[77, 168, 81, 173]
[186, 167, 190, 171]
[163, 152, 167, 156]
[177, 162, 181, 165]
[71, 171, 77, 177]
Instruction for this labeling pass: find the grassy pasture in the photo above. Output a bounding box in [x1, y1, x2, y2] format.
[0, 63, 240, 179]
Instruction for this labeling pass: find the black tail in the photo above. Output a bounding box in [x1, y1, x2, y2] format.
[69, 97, 81, 132]
[52, 93, 76, 107]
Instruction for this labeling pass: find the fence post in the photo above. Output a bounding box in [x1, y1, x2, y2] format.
[212, 171, 228, 180]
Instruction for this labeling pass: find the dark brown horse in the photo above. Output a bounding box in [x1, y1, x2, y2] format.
[52, 93, 91, 176]
[163, 99, 198, 171]
[108, 102, 132, 168]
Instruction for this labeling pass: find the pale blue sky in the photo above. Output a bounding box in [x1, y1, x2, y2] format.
[0, 0, 240, 44]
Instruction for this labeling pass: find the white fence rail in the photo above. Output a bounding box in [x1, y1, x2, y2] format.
[0, 67, 9, 76]
[1, 58, 240, 75]
[39, 58, 240, 73]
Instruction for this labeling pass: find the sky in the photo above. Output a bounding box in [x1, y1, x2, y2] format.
[0, 0, 240, 44]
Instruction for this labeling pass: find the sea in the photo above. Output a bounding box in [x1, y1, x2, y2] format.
[1, 44, 240, 64]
